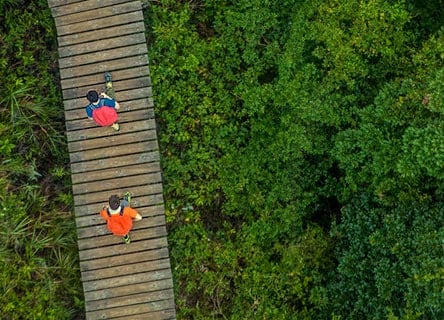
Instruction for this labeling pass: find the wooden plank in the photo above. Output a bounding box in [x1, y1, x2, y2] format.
[58, 43, 148, 68]
[47, 0, 83, 9]
[72, 171, 161, 196]
[82, 258, 171, 282]
[83, 278, 173, 302]
[73, 182, 163, 206]
[80, 247, 170, 271]
[68, 129, 157, 153]
[66, 118, 156, 142]
[62, 76, 151, 100]
[63, 87, 153, 112]
[61, 65, 150, 89]
[71, 161, 160, 184]
[58, 21, 145, 47]
[85, 299, 175, 319]
[110, 309, 176, 320]
[74, 180, 162, 205]
[49, 0, 133, 17]
[79, 237, 168, 261]
[66, 120, 154, 142]
[85, 288, 174, 312]
[71, 151, 160, 175]
[74, 198, 163, 218]
[83, 268, 173, 292]
[69, 140, 159, 163]
[54, 1, 141, 26]
[60, 54, 148, 79]
[58, 32, 146, 58]
[68, 128, 156, 152]
[77, 215, 166, 240]
[63, 76, 152, 101]
[78, 224, 167, 250]
[55, 10, 144, 36]
[64, 97, 153, 121]
[76, 204, 164, 227]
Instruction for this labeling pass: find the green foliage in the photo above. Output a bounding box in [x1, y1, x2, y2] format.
[0, 190, 82, 320]
[0, 0, 63, 163]
[229, 223, 333, 320]
[1, 80, 61, 151]
[329, 194, 443, 319]
[0, 0, 83, 318]
[146, 0, 444, 319]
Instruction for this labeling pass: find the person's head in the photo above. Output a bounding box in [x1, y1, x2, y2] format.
[109, 195, 120, 210]
[86, 90, 99, 103]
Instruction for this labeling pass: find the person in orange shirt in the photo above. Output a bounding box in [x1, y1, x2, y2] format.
[100, 193, 142, 244]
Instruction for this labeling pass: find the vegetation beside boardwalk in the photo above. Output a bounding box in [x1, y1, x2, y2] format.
[0, 1, 83, 319]
[1, 0, 443, 319]
[145, 1, 443, 319]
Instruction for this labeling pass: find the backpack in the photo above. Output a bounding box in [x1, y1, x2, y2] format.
[90, 100, 117, 126]
[106, 207, 133, 236]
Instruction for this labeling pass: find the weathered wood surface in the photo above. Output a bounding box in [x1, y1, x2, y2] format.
[47, 0, 176, 319]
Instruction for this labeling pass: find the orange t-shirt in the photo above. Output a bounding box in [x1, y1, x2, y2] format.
[100, 206, 139, 221]
[100, 206, 140, 236]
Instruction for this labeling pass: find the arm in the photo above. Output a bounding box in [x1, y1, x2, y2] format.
[100, 93, 120, 110]
[100, 92, 112, 99]
[86, 105, 94, 119]
[125, 207, 142, 221]
[99, 206, 109, 221]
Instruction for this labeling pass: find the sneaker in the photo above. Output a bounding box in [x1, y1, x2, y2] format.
[123, 192, 132, 204]
[104, 71, 112, 83]
[122, 234, 131, 244]
[111, 122, 120, 131]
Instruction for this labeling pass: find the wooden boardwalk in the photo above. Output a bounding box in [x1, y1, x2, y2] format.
[47, 1, 176, 319]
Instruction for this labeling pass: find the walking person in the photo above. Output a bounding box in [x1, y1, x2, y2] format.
[85, 72, 121, 131]
[100, 192, 142, 244]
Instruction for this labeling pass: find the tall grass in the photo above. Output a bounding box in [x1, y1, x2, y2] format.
[0, 189, 82, 319]
[0, 80, 62, 153]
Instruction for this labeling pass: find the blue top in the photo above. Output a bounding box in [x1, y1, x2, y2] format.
[85, 97, 116, 118]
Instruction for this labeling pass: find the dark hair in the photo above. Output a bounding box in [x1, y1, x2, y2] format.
[86, 90, 99, 103]
[109, 195, 120, 210]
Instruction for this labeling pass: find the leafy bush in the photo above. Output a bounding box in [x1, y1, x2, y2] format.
[146, 0, 444, 319]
